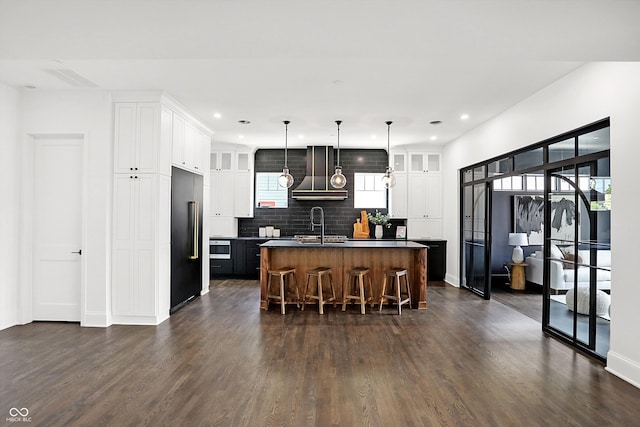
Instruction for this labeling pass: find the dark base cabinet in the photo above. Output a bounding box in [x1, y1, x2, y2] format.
[210, 259, 233, 278]
[210, 238, 267, 280]
[414, 240, 447, 281]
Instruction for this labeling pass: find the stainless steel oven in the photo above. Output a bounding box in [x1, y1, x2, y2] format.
[209, 240, 231, 259]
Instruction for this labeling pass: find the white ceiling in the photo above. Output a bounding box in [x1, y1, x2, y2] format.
[1, 0, 639, 149]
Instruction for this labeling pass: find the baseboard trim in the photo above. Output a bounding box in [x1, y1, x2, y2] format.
[82, 311, 110, 328]
[606, 351, 640, 389]
[111, 313, 169, 326]
[0, 309, 19, 331]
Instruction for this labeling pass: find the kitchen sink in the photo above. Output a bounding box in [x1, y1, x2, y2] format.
[293, 235, 348, 244]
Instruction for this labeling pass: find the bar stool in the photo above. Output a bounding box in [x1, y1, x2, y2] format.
[266, 267, 298, 314]
[342, 267, 374, 314]
[379, 268, 412, 315]
[302, 267, 336, 315]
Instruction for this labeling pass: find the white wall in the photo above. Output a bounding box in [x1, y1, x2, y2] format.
[442, 62, 640, 388]
[0, 83, 22, 330]
[20, 89, 113, 327]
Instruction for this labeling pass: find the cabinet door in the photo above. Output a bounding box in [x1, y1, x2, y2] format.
[234, 171, 253, 218]
[159, 107, 172, 176]
[172, 113, 186, 167]
[245, 241, 263, 278]
[219, 152, 233, 171]
[390, 173, 407, 218]
[112, 175, 135, 315]
[136, 103, 160, 174]
[407, 218, 442, 240]
[425, 174, 442, 219]
[209, 216, 237, 237]
[409, 153, 425, 172]
[236, 152, 251, 171]
[133, 174, 157, 316]
[112, 174, 158, 317]
[184, 122, 197, 171]
[114, 103, 137, 174]
[408, 173, 428, 218]
[210, 172, 235, 216]
[391, 152, 406, 172]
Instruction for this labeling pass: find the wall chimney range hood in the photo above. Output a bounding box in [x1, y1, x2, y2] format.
[292, 146, 348, 200]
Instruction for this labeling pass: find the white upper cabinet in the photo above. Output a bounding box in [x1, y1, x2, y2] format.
[171, 112, 208, 174]
[114, 103, 161, 174]
[171, 113, 186, 167]
[211, 151, 233, 171]
[236, 152, 251, 171]
[409, 152, 440, 173]
[391, 152, 407, 173]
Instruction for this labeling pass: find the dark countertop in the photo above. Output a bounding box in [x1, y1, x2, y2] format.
[260, 239, 427, 249]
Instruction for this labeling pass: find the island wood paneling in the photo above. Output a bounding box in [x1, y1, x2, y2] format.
[260, 245, 427, 310]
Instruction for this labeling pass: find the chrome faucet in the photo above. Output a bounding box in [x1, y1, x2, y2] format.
[310, 206, 325, 244]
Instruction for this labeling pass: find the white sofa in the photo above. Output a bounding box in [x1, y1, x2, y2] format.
[525, 248, 611, 292]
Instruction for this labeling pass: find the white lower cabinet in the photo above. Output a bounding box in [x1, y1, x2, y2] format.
[407, 218, 443, 240]
[209, 216, 237, 238]
[112, 174, 170, 323]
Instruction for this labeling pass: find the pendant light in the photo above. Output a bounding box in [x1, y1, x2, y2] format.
[381, 120, 396, 189]
[278, 120, 295, 188]
[330, 120, 346, 189]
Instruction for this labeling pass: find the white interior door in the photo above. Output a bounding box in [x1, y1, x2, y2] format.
[32, 135, 83, 321]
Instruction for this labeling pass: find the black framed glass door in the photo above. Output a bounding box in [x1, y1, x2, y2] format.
[461, 180, 491, 298]
[544, 157, 610, 359]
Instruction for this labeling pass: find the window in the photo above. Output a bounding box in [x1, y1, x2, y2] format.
[255, 173, 288, 208]
[354, 173, 386, 208]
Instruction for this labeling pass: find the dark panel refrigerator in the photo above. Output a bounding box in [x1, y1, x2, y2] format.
[170, 167, 203, 313]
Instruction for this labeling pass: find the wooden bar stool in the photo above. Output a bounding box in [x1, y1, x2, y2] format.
[302, 267, 336, 315]
[379, 268, 412, 315]
[342, 267, 374, 314]
[266, 267, 298, 314]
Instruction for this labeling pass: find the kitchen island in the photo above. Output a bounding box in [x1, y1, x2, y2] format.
[260, 240, 428, 310]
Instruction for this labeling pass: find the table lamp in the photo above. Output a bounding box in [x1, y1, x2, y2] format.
[508, 232, 528, 263]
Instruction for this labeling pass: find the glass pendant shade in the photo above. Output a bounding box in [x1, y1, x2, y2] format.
[278, 120, 294, 188]
[381, 166, 396, 189]
[331, 120, 346, 189]
[330, 166, 346, 189]
[381, 120, 396, 188]
[278, 166, 294, 189]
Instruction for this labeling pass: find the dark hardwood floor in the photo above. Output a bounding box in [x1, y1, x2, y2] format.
[490, 282, 544, 322]
[1, 280, 639, 426]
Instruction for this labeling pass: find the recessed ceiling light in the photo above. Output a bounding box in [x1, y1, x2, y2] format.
[238, 120, 250, 124]
[460, 114, 469, 120]
[430, 136, 437, 141]
[429, 120, 442, 125]
[333, 80, 343, 85]
[213, 113, 222, 119]
[298, 134, 304, 139]
[370, 134, 377, 139]
[238, 135, 245, 139]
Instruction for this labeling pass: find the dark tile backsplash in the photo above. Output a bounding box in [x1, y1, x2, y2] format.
[238, 148, 405, 238]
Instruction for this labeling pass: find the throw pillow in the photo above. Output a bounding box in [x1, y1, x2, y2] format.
[561, 252, 583, 269]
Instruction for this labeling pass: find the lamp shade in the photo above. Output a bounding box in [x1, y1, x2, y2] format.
[508, 232, 528, 263]
[508, 233, 528, 247]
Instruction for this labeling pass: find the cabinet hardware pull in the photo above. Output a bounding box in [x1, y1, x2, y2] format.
[188, 200, 199, 259]
[71, 249, 82, 255]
